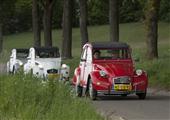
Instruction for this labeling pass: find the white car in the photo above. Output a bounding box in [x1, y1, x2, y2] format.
[24, 47, 70, 80]
[7, 49, 29, 74]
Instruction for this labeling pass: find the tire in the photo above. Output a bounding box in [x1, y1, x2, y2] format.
[75, 84, 82, 97]
[12, 66, 16, 74]
[89, 79, 97, 100]
[136, 92, 146, 99]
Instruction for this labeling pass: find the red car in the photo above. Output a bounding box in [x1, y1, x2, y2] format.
[72, 42, 148, 100]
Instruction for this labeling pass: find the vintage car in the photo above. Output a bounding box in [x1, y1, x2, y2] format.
[24, 47, 70, 80]
[7, 48, 29, 74]
[72, 42, 148, 100]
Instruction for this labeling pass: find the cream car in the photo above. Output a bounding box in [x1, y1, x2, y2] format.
[24, 47, 70, 81]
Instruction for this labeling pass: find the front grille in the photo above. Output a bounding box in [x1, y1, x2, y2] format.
[113, 76, 131, 84]
[47, 69, 58, 74]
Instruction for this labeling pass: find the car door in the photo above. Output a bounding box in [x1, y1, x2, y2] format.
[80, 47, 87, 85]
[84, 46, 92, 84]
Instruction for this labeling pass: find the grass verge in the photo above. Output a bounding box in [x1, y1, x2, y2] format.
[0, 74, 103, 120]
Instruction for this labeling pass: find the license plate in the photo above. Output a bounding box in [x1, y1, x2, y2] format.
[48, 74, 59, 79]
[114, 84, 132, 91]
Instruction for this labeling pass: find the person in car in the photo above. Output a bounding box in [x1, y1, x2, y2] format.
[112, 51, 119, 59]
[93, 50, 101, 59]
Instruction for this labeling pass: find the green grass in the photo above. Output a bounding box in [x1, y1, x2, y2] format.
[0, 22, 170, 89]
[0, 74, 103, 120]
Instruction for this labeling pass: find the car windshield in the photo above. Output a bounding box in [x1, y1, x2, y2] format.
[36, 49, 60, 58]
[17, 52, 29, 58]
[93, 48, 130, 60]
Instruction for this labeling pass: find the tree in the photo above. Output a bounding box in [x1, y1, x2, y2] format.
[62, 0, 72, 59]
[0, 23, 3, 53]
[41, 0, 54, 47]
[0, 0, 15, 53]
[79, 0, 89, 47]
[32, 0, 41, 47]
[109, 0, 119, 42]
[145, 0, 161, 59]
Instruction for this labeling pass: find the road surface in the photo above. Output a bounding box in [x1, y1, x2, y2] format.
[93, 88, 170, 120]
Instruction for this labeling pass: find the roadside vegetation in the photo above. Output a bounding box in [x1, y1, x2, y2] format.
[0, 74, 103, 120]
[0, 22, 169, 90]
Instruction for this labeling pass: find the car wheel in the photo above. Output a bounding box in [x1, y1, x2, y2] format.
[136, 92, 146, 99]
[12, 66, 16, 74]
[75, 84, 82, 97]
[89, 79, 97, 100]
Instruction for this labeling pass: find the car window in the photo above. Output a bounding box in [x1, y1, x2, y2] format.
[36, 51, 60, 58]
[17, 52, 28, 58]
[93, 48, 130, 60]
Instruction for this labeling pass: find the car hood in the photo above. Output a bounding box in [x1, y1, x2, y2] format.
[95, 61, 133, 77]
[36, 58, 61, 70]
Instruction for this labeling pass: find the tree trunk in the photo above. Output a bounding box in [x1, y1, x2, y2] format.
[109, 0, 119, 42]
[43, 0, 53, 47]
[62, 0, 72, 59]
[79, 0, 88, 47]
[145, 0, 160, 60]
[32, 0, 41, 47]
[0, 23, 3, 53]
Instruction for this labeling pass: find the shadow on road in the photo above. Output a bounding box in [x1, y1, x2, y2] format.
[97, 94, 170, 101]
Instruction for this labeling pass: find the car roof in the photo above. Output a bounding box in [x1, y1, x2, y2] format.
[91, 42, 129, 49]
[16, 49, 29, 53]
[34, 47, 59, 52]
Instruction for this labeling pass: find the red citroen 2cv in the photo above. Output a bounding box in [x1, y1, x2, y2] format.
[72, 42, 148, 100]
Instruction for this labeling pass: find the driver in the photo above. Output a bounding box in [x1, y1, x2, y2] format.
[93, 50, 101, 59]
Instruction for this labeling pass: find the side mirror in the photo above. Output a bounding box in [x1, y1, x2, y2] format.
[81, 58, 86, 62]
[27, 56, 31, 60]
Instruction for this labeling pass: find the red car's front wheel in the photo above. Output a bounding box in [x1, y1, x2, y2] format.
[89, 79, 97, 100]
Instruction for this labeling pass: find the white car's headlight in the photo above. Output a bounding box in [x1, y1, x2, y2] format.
[19, 62, 23, 66]
[38, 64, 43, 69]
[136, 69, 143, 76]
[99, 70, 107, 77]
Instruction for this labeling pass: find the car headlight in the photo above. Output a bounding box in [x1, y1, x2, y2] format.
[99, 70, 107, 77]
[136, 69, 143, 76]
[38, 64, 43, 69]
[19, 62, 23, 66]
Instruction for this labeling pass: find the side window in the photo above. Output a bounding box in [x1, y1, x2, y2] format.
[81, 47, 87, 60]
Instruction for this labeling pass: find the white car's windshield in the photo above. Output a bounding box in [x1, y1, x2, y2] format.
[36, 49, 60, 58]
[93, 48, 130, 60]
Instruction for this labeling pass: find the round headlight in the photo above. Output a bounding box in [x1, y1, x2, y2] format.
[99, 70, 107, 77]
[136, 69, 143, 76]
[19, 62, 23, 66]
[38, 64, 43, 69]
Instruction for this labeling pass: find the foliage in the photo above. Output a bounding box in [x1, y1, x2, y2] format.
[0, 74, 103, 120]
[159, 0, 170, 22]
[1, 0, 170, 34]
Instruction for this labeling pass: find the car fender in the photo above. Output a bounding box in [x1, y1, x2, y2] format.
[72, 67, 81, 85]
[133, 71, 148, 92]
[89, 71, 110, 90]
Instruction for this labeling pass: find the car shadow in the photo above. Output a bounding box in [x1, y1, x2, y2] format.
[97, 94, 170, 101]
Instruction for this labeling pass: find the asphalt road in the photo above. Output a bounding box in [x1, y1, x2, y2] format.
[93, 88, 170, 120]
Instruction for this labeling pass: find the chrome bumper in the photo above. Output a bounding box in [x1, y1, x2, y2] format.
[97, 90, 144, 96]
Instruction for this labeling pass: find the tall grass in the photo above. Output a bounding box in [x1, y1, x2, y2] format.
[0, 74, 103, 120]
